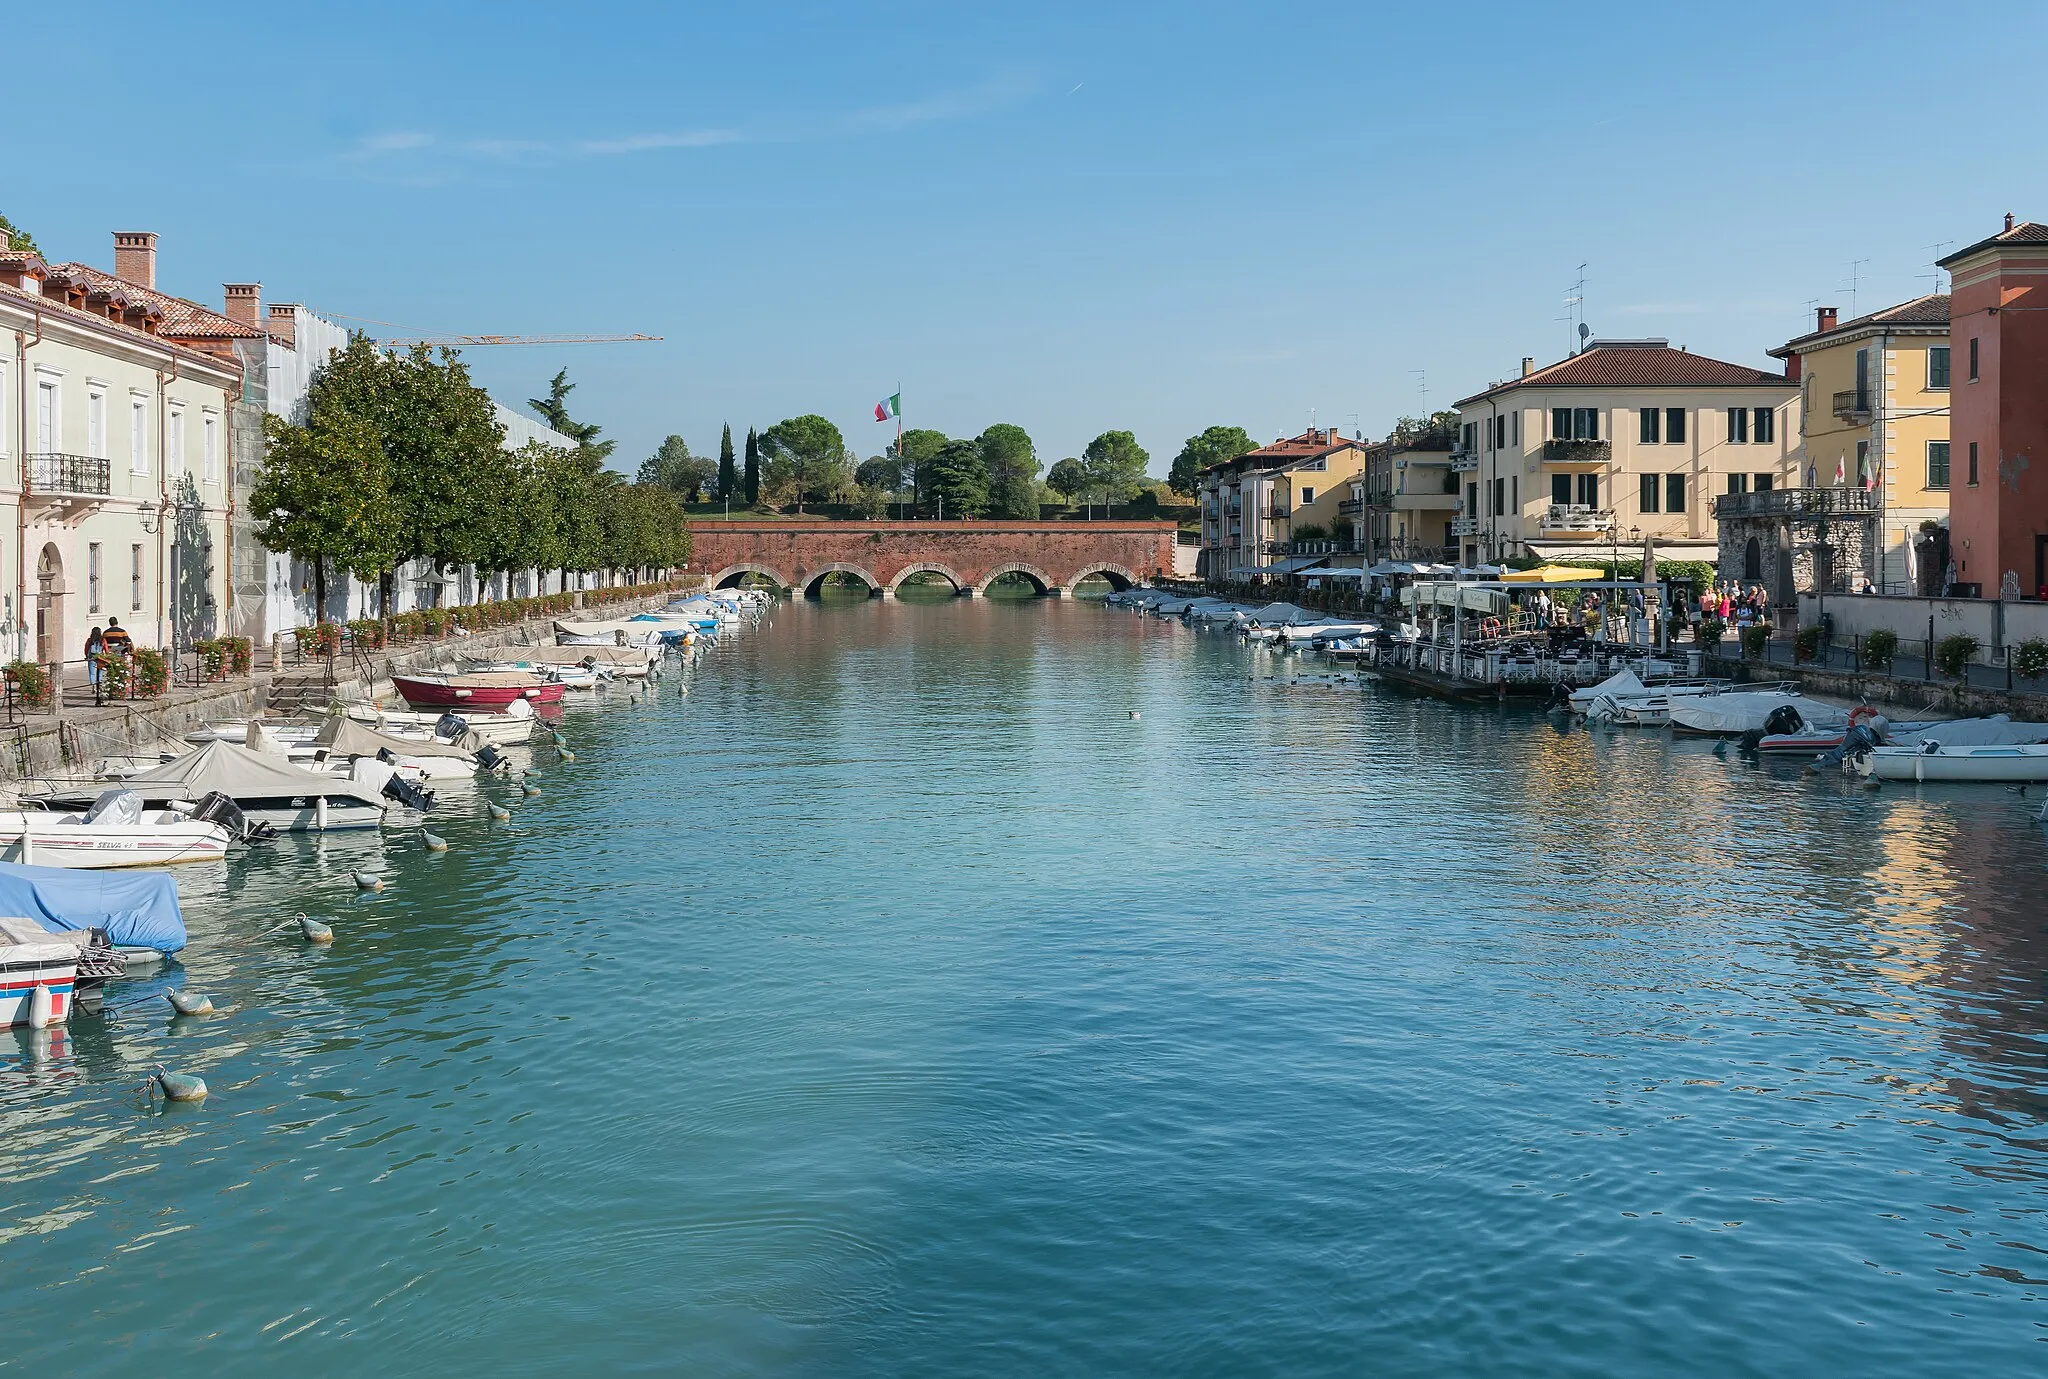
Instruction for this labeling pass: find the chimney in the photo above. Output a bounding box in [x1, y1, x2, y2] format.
[1520, 356, 1534, 377]
[1784, 353, 1801, 382]
[2005, 211, 2016, 232]
[223, 282, 262, 329]
[113, 231, 157, 289]
[1816, 305, 1838, 333]
[268, 303, 299, 349]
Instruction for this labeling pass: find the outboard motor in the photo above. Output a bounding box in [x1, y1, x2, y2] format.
[433, 712, 470, 742]
[475, 744, 507, 772]
[376, 746, 398, 765]
[1817, 721, 1884, 771]
[190, 790, 277, 843]
[1547, 682, 1574, 713]
[381, 773, 436, 813]
[1762, 704, 1805, 738]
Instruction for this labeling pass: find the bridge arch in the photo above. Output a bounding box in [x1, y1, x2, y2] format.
[1065, 563, 1138, 595]
[711, 562, 790, 591]
[887, 562, 966, 596]
[973, 562, 1054, 597]
[801, 562, 883, 599]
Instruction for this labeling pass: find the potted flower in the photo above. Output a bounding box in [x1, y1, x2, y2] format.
[1696, 617, 1726, 655]
[5, 660, 53, 711]
[1935, 633, 1980, 680]
[193, 637, 229, 682]
[1863, 629, 1898, 673]
[131, 647, 170, 699]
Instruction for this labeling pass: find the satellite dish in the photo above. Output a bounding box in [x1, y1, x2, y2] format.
[1578, 323, 1591, 342]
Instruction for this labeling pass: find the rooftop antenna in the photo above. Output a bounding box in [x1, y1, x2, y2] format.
[1803, 297, 1821, 332]
[1563, 263, 1588, 351]
[1922, 241, 1955, 295]
[1347, 411, 1361, 442]
[1408, 370, 1427, 415]
[1841, 258, 1871, 320]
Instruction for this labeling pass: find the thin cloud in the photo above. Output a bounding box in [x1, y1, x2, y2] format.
[344, 74, 1033, 177]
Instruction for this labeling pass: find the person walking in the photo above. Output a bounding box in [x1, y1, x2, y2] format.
[84, 625, 104, 693]
[100, 616, 133, 661]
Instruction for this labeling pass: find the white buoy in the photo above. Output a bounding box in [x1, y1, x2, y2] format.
[558, 749, 576, 762]
[1129, 711, 1141, 720]
[167, 989, 214, 1016]
[352, 871, 383, 892]
[26, 982, 57, 1029]
[298, 914, 334, 944]
[488, 803, 512, 821]
[422, 831, 448, 852]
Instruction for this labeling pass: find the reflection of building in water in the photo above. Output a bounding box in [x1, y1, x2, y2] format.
[1862, 800, 1962, 1000]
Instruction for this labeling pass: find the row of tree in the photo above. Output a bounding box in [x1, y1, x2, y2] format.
[253, 341, 691, 616]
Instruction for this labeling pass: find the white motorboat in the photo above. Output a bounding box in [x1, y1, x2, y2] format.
[34, 741, 390, 832]
[0, 791, 230, 868]
[372, 702, 536, 746]
[1668, 692, 1816, 736]
[1861, 742, 2048, 783]
[0, 932, 76, 1027]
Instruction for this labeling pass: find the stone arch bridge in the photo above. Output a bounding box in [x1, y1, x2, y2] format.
[689, 520, 1178, 598]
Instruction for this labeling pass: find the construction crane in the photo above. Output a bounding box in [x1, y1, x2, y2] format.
[373, 332, 663, 349]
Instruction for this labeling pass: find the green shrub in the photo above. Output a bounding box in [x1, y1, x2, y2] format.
[1741, 624, 1771, 659]
[1863, 629, 1898, 672]
[1935, 633, 1980, 678]
[1794, 625, 1825, 663]
[1697, 617, 1726, 651]
[2011, 637, 2048, 680]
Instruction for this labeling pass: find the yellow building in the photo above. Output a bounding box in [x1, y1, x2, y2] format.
[1198, 429, 1369, 583]
[1769, 298, 1949, 593]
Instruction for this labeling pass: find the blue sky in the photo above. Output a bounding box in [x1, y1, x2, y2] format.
[15, 1, 2042, 475]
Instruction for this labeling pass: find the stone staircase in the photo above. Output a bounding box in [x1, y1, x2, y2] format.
[264, 668, 346, 718]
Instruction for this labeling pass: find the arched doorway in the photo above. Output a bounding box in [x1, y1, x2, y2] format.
[35, 543, 67, 668]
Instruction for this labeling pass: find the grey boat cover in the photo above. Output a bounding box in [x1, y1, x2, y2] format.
[81, 790, 145, 826]
[1887, 715, 2048, 748]
[105, 739, 382, 807]
[316, 714, 476, 763]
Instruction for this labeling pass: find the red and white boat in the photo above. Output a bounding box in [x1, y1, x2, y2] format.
[390, 671, 566, 714]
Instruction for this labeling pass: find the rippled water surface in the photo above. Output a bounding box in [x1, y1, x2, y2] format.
[4, 597, 2047, 1375]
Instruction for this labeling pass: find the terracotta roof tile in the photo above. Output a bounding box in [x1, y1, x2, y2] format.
[1456, 345, 1792, 406]
[1937, 220, 2048, 267]
[1771, 294, 1948, 357]
[0, 281, 241, 374]
[52, 262, 264, 339]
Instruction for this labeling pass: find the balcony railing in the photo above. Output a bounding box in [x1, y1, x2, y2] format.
[1542, 439, 1611, 466]
[1449, 517, 1480, 537]
[1832, 390, 1872, 423]
[1337, 497, 1364, 516]
[1713, 487, 1878, 520]
[1537, 504, 1614, 535]
[28, 452, 112, 497]
[1449, 452, 1480, 473]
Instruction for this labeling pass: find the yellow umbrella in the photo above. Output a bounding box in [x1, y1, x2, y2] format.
[1500, 564, 1605, 584]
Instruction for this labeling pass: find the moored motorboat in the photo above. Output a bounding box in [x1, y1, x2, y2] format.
[33, 740, 390, 832]
[0, 933, 76, 1027]
[392, 671, 565, 714]
[0, 790, 230, 868]
[1860, 742, 2048, 783]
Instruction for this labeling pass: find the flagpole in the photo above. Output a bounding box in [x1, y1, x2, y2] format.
[896, 382, 903, 519]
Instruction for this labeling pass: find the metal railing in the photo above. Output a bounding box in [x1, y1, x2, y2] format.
[1713, 487, 1878, 519]
[1449, 517, 1480, 537]
[1450, 453, 1481, 472]
[1537, 505, 1614, 534]
[28, 452, 112, 497]
[1542, 439, 1611, 465]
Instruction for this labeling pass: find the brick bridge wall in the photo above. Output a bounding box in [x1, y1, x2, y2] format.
[687, 520, 1178, 596]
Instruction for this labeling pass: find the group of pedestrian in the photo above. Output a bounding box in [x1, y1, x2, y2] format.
[83, 617, 134, 691]
[1698, 583, 1770, 629]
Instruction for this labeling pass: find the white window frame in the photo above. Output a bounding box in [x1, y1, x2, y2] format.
[202, 409, 219, 485]
[35, 374, 60, 452]
[131, 543, 144, 612]
[0, 361, 7, 456]
[130, 393, 149, 475]
[87, 385, 107, 460]
[87, 542, 102, 614]
[1299, 486, 1315, 505]
[169, 404, 185, 472]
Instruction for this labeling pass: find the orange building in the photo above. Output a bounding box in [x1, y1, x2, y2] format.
[1938, 216, 2048, 598]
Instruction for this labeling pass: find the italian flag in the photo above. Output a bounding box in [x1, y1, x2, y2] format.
[875, 392, 900, 422]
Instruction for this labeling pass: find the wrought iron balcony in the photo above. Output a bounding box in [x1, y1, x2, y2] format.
[1542, 439, 1611, 466]
[1713, 487, 1878, 520]
[1337, 497, 1364, 516]
[1832, 390, 1872, 423]
[28, 452, 111, 497]
[1537, 504, 1614, 536]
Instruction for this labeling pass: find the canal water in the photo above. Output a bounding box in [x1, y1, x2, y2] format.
[3, 597, 2046, 1376]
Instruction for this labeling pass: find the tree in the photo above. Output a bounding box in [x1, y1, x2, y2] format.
[977, 423, 1040, 519]
[638, 435, 718, 499]
[852, 484, 891, 519]
[743, 427, 760, 505]
[1392, 411, 1460, 444]
[924, 438, 989, 517]
[0, 212, 38, 256]
[894, 428, 948, 507]
[717, 424, 737, 502]
[1047, 457, 1088, 502]
[1082, 430, 1151, 509]
[758, 414, 848, 513]
[856, 455, 902, 491]
[252, 409, 401, 623]
[529, 368, 617, 473]
[1169, 425, 1256, 495]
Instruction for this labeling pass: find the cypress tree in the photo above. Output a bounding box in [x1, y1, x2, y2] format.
[743, 427, 760, 505]
[717, 423, 737, 501]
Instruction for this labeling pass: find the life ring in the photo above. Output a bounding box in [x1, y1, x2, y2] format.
[1848, 704, 1878, 726]
[1479, 617, 1503, 638]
